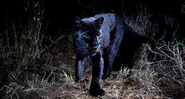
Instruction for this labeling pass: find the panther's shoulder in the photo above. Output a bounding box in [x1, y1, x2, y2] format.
[93, 13, 125, 47]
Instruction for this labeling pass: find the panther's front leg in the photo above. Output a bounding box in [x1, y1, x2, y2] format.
[90, 52, 105, 96]
[75, 57, 86, 82]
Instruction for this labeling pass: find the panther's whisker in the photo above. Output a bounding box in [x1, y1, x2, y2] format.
[71, 47, 87, 51]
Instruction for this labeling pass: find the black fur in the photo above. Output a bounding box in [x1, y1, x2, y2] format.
[73, 13, 149, 96]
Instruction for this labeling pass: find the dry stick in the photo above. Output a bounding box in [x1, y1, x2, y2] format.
[6, 29, 10, 53]
[32, 0, 45, 60]
[152, 41, 185, 79]
[12, 21, 22, 72]
[156, 46, 175, 59]
[148, 44, 175, 60]
[37, 34, 65, 59]
[147, 46, 164, 57]
[173, 42, 185, 77]
[46, 70, 53, 82]
[12, 21, 18, 49]
[165, 41, 185, 77]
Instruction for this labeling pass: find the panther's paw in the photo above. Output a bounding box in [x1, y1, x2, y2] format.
[90, 87, 105, 96]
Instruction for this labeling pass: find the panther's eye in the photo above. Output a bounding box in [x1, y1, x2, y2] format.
[97, 32, 101, 37]
[83, 34, 90, 39]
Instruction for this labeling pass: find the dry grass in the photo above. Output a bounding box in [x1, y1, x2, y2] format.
[0, 1, 62, 98]
[123, 5, 185, 98]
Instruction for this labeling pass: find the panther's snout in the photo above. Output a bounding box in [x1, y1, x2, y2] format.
[89, 46, 100, 56]
[92, 41, 98, 46]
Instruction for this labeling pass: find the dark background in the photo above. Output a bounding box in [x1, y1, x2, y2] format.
[0, 0, 184, 39]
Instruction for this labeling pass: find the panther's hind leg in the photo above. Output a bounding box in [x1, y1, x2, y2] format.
[102, 34, 123, 79]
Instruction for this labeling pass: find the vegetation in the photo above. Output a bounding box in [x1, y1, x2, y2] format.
[0, 0, 184, 99]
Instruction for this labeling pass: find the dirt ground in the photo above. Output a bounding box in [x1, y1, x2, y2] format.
[11, 51, 185, 99]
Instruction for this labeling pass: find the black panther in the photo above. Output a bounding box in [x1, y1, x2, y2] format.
[73, 13, 149, 96]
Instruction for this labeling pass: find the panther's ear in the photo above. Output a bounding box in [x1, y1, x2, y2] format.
[74, 17, 81, 27]
[94, 17, 104, 26]
[94, 17, 104, 30]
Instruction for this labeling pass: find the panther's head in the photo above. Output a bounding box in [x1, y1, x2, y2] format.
[74, 17, 104, 59]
